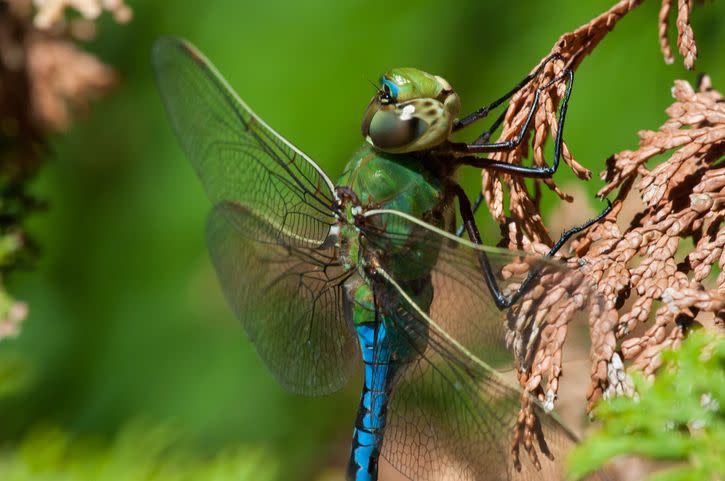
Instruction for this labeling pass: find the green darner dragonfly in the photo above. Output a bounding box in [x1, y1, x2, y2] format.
[152, 37, 611, 481]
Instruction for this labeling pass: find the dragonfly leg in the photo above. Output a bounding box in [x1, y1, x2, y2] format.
[448, 56, 572, 232]
[547, 198, 612, 256]
[450, 67, 572, 155]
[454, 184, 516, 310]
[471, 109, 506, 145]
[501, 198, 612, 306]
[450, 66, 573, 233]
[452, 53, 562, 134]
[455, 183, 612, 309]
[444, 67, 573, 181]
[455, 192, 485, 237]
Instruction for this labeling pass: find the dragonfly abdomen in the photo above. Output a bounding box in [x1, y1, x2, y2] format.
[345, 275, 435, 481]
[346, 326, 395, 481]
[346, 282, 397, 481]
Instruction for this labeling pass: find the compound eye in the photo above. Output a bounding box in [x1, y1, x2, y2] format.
[380, 79, 398, 103]
[367, 108, 428, 150]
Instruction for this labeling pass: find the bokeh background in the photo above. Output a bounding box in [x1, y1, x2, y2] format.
[0, 0, 723, 480]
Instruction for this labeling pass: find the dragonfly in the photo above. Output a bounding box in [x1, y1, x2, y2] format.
[152, 36, 611, 481]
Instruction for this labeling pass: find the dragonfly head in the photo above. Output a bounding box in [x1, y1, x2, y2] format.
[362, 68, 460, 154]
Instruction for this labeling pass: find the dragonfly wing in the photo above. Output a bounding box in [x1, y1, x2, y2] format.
[206, 202, 357, 395]
[380, 314, 576, 481]
[363, 210, 605, 480]
[152, 36, 336, 248]
[153, 37, 356, 395]
[362, 209, 596, 371]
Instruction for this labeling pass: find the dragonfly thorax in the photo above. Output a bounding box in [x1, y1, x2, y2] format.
[336, 144, 453, 287]
[362, 68, 460, 154]
[338, 221, 361, 272]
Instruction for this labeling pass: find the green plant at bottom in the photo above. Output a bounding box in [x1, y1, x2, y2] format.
[0, 422, 278, 481]
[569, 330, 724, 481]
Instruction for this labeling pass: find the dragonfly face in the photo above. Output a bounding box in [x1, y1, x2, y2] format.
[362, 68, 460, 154]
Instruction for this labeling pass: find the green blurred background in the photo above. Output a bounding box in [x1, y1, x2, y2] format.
[1, 0, 723, 479]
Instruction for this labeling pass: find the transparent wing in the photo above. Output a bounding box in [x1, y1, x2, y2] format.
[363, 210, 606, 481]
[206, 202, 357, 395]
[152, 36, 336, 248]
[363, 209, 582, 370]
[153, 37, 357, 395]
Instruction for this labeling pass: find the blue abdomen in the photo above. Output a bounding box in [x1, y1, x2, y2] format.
[346, 320, 395, 481]
[344, 278, 433, 481]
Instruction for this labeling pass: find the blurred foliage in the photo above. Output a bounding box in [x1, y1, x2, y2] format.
[569, 331, 725, 481]
[0, 422, 278, 481]
[0, 351, 33, 398]
[0, 1, 722, 480]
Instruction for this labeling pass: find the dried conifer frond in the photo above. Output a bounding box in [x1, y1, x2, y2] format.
[480, 0, 706, 247]
[658, 0, 699, 69]
[503, 73, 722, 468]
[579, 75, 724, 407]
[481, 3, 717, 464]
[508, 75, 723, 424]
[482, 0, 643, 244]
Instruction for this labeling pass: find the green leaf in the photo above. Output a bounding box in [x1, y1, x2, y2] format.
[568, 331, 725, 481]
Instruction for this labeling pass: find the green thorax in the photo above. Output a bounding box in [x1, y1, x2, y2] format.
[337, 144, 453, 281]
[336, 144, 449, 221]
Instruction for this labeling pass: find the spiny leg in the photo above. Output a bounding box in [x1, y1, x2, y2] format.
[546, 199, 612, 256]
[453, 54, 562, 164]
[455, 192, 485, 237]
[454, 184, 510, 309]
[452, 67, 574, 235]
[452, 53, 562, 134]
[454, 183, 612, 309]
[450, 68, 572, 155]
[503, 198, 612, 306]
[445, 67, 573, 181]
[473, 109, 507, 145]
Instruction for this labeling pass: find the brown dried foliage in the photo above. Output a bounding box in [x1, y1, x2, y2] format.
[473, 0, 722, 464]
[658, 0, 699, 69]
[1, 0, 119, 139]
[0, 0, 128, 340]
[484, 0, 702, 246]
[578, 75, 724, 406]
